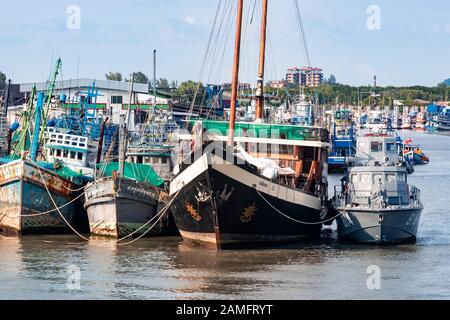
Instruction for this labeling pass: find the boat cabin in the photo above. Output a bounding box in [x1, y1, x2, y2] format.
[45, 127, 90, 175]
[354, 135, 400, 167]
[179, 120, 330, 196]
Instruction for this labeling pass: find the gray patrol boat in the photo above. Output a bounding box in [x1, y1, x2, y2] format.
[333, 133, 423, 244]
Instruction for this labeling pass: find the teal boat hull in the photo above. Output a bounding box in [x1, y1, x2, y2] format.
[0, 160, 88, 236]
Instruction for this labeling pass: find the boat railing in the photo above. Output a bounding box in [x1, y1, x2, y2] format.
[334, 183, 358, 208]
[409, 185, 422, 206]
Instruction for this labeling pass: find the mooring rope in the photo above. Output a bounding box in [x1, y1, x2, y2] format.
[2, 191, 87, 218]
[33, 162, 91, 241]
[254, 187, 342, 225]
[116, 188, 181, 243]
[32, 160, 182, 245]
[62, 184, 86, 192]
[116, 196, 177, 246]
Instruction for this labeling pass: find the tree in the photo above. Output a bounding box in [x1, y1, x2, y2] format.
[125, 72, 149, 84]
[158, 78, 170, 89]
[0, 71, 6, 88]
[327, 74, 337, 85]
[175, 80, 205, 104]
[105, 72, 123, 82]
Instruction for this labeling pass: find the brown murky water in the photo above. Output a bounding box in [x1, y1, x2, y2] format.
[1, 130, 449, 300]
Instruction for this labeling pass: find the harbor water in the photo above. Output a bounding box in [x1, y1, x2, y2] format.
[0, 131, 449, 300]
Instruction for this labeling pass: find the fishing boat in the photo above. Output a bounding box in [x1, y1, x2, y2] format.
[84, 116, 173, 238]
[365, 110, 385, 133]
[127, 109, 178, 182]
[401, 107, 412, 130]
[437, 107, 450, 131]
[413, 109, 426, 132]
[84, 77, 175, 238]
[403, 139, 430, 165]
[169, 0, 331, 249]
[328, 109, 356, 172]
[0, 59, 88, 236]
[291, 93, 314, 126]
[391, 105, 402, 130]
[0, 115, 9, 157]
[333, 134, 423, 244]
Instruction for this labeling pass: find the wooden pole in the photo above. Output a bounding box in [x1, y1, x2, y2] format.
[255, 0, 268, 120]
[228, 0, 244, 146]
[96, 117, 109, 164]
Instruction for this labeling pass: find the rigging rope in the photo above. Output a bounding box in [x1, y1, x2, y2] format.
[293, 0, 311, 67]
[186, 0, 224, 127]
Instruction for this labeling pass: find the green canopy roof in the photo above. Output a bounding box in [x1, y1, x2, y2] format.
[190, 120, 328, 142]
[97, 162, 165, 187]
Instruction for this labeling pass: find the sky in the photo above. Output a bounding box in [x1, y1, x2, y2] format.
[0, 0, 449, 87]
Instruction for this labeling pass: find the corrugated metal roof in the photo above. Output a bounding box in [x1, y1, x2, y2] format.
[20, 78, 150, 94]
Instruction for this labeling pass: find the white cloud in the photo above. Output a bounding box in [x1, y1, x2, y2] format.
[184, 16, 195, 25]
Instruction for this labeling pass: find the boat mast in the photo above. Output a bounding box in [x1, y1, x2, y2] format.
[2, 79, 11, 116]
[228, 0, 244, 146]
[120, 75, 135, 177]
[30, 93, 45, 162]
[255, 0, 268, 121]
[153, 49, 157, 112]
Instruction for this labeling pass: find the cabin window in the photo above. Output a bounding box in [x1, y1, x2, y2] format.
[373, 174, 383, 183]
[386, 143, 395, 152]
[50, 149, 54, 156]
[371, 142, 383, 152]
[111, 96, 123, 104]
[360, 174, 371, 183]
[351, 174, 358, 184]
[398, 173, 406, 182]
[70, 151, 76, 159]
[386, 174, 396, 183]
[56, 149, 62, 157]
[63, 150, 69, 158]
[388, 197, 400, 206]
[77, 153, 83, 160]
[162, 157, 168, 164]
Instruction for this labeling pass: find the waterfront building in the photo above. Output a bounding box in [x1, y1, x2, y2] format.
[18, 79, 170, 127]
[286, 67, 324, 87]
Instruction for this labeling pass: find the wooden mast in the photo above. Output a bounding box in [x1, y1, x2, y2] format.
[255, 0, 268, 121]
[228, 0, 245, 146]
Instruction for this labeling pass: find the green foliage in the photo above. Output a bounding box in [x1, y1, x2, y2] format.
[173, 80, 205, 104]
[105, 72, 123, 82]
[157, 78, 170, 89]
[281, 83, 449, 106]
[128, 72, 149, 84]
[0, 71, 6, 88]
